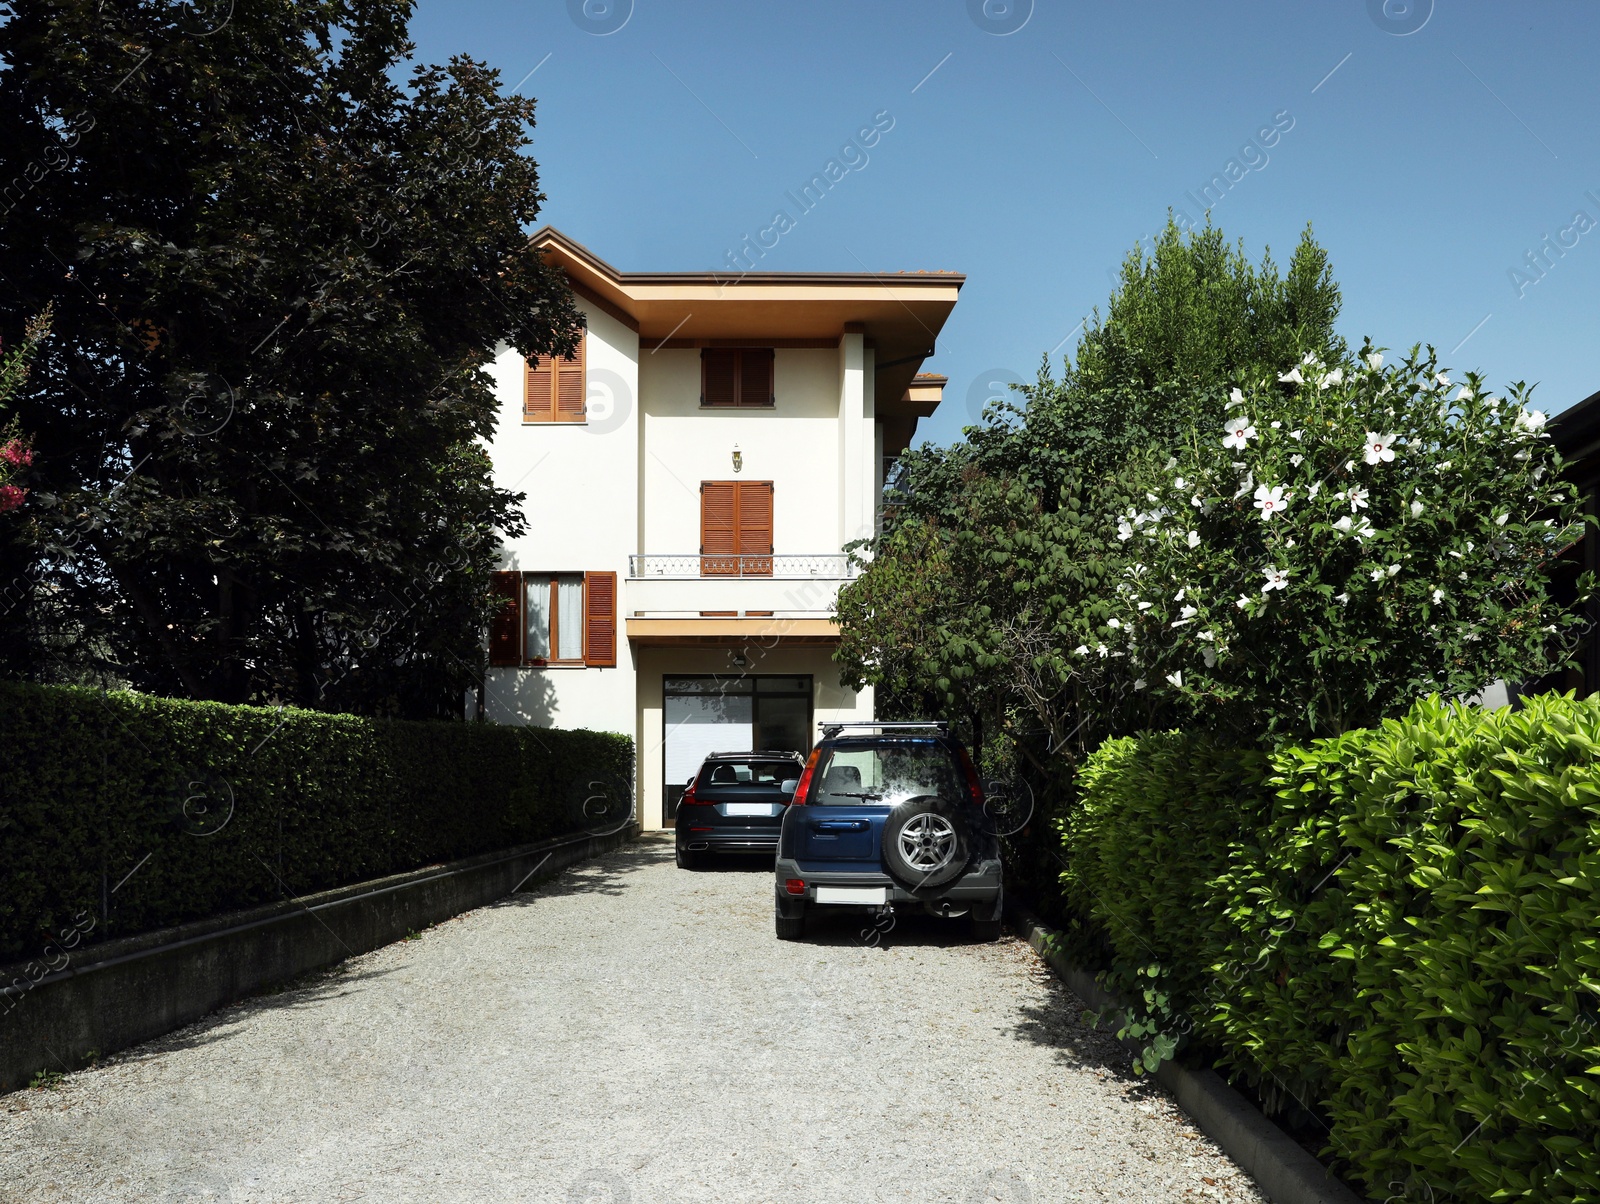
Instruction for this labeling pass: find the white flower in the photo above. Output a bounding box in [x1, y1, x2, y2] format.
[1271, 420, 1282, 429]
[1137, 600, 1153, 611]
[1174, 476, 1187, 490]
[1233, 472, 1255, 500]
[1387, 564, 1401, 577]
[1196, 630, 1215, 641]
[1164, 457, 1177, 471]
[1223, 419, 1257, 450]
[1134, 678, 1147, 690]
[1435, 371, 1451, 387]
[1459, 571, 1468, 581]
[1431, 589, 1444, 603]
[1278, 367, 1304, 385]
[1202, 646, 1217, 668]
[1174, 588, 1186, 601]
[1440, 460, 1452, 470]
[1289, 453, 1304, 467]
[1363, 432, 1398, 465]
[1186, 530, 1200, 548]
[1455, 384, 1475, 401]
[1254, 483, 1289, 520]
[1333, 515, 1354, 535]
[1349, 486, 1370, 510]
[1180, 604, 1198, 620]
[1074, 645, 1089, 655]
[1345, 460, 1356, 472]
[1518, 409, 1548, 432]
[1410, 500, 1425, 518]
[1307, 482, 1321, 499]
[1191, 494, 1204, 508]
[1096, 643, 1109, 658]
[1228, 387, 1246, 408]
[1170, 619, 1192, 628]
[1366, 351, 1383, 370]
[1118, 519, 1134, 542]
[1107, 617, 1122, 629]
[1235, 594, 1251, 609]
[1370, 568, 1386, 581]
[1336, 592, 1351, 605]
[1165, 670, 1184, 688]
[1495, 513, 1509, 527]
[1319, 367, 1343, 390]
[1261, 565, 1290, 593]
[1290, 429, 1303, 441]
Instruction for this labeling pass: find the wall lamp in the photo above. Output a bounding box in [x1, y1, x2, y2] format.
[732, 443, 743, 473]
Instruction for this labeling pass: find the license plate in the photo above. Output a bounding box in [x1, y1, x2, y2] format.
[815, 886, 887, 905]
[724, 803, 773, 817]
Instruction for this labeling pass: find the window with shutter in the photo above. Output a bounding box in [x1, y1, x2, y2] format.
[700, 481, 739, 576]
[524, 328, 587, 423]
[700, 481, 773, 576]
[584, 571, 617, 667]
[700, 348, 775, 407]
[488, 571, 523, 665]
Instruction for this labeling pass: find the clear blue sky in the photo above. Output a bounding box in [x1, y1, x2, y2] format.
[411, 0, 1600, 447]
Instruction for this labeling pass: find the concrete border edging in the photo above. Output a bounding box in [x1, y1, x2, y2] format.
[0, 822, 639, 1093]
[1005, 899, 1365, 1204]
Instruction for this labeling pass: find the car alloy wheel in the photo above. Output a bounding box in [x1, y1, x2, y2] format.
[897, 812, 957, 873]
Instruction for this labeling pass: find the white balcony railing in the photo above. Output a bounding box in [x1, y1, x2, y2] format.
[628, 554, 856, 579]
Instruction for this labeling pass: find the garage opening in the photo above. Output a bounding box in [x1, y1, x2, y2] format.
[663, 675, 812, 820]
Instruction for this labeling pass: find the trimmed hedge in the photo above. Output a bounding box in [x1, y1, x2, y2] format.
[1059, 695, 1600, 1203]
[0, 682, 633, 961]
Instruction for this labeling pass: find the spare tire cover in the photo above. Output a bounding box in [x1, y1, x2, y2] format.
[882, 794, 971, 890]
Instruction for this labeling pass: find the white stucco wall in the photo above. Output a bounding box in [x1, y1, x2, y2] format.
[637, 348, 844, 559]
[483, 300, 639, 736]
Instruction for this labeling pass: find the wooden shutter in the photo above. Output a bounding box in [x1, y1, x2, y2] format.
[583, 571, 617, 667]
[738, 349, 774, 407]
[700, 481, 739, 575]
[556, 333, 586, 421]
[702, 349, 737, 407]
[738, 481, 774, 575]
[524, 357, 554, 422]
[525, 328, 586, 422]
[488, 571, 523, 665]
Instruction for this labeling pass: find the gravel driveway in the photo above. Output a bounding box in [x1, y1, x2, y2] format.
[0, 835, 1268, 1204]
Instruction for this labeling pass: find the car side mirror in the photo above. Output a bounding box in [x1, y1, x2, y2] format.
[780, 778, 799, 795]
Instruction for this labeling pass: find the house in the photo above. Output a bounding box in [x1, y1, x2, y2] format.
[481, 229, 963, 828]
[1540, 386, 1600, 696]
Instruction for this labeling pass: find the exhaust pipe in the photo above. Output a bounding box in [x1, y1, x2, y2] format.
[689, 842, 710, 851]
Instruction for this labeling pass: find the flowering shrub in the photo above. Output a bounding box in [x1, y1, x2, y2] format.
[0, 311, 47, 514]
[1099, 344, 1588, 741]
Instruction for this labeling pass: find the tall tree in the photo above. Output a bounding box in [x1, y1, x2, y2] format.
[0, 0, 581, 716]
[838, 219, 1347, 774]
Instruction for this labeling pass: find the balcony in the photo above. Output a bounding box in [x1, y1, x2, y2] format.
[628, 554, 856, 579]
[625, 553, 858, 627]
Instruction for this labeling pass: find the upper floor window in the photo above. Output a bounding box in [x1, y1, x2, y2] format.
[701, 480, 773, 576]
[701, 348, 774, 408]
[524, 330, 586, 423]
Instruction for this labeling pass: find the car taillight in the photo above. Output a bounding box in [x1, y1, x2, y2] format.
[785, 878, 806, 895]
[789, 747, 822, 805]
[681, 781, 699, 807]
[958, 747, 986, 808]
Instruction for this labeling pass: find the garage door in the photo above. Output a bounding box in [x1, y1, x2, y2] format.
[662, 676, 811, 820]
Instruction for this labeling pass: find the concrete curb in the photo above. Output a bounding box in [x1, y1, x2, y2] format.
[1005, 898, 1366, 1204]
[0, 822, 639, 1093]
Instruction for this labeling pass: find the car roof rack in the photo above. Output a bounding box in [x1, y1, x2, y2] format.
[707, 749, 806, 759]
[818, 720, 950, 738]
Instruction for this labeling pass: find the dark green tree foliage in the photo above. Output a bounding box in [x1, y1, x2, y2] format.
[838, 219, 1345, 778]
[0, 0, 581, 716]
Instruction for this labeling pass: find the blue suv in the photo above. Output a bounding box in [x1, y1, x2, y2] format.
[773, 722, 1004, 942]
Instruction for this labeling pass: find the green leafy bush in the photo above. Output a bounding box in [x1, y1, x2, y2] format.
[0, 682, 632, 961]
[1061, 694, 1600, 1202]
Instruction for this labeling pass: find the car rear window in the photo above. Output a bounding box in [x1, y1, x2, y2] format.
[806, 741, 964, 806]
[696, 760, 801, 789]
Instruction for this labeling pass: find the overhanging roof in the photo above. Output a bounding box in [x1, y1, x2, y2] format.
[626, 617, 839, 646]
[532, 228, 963, 418]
